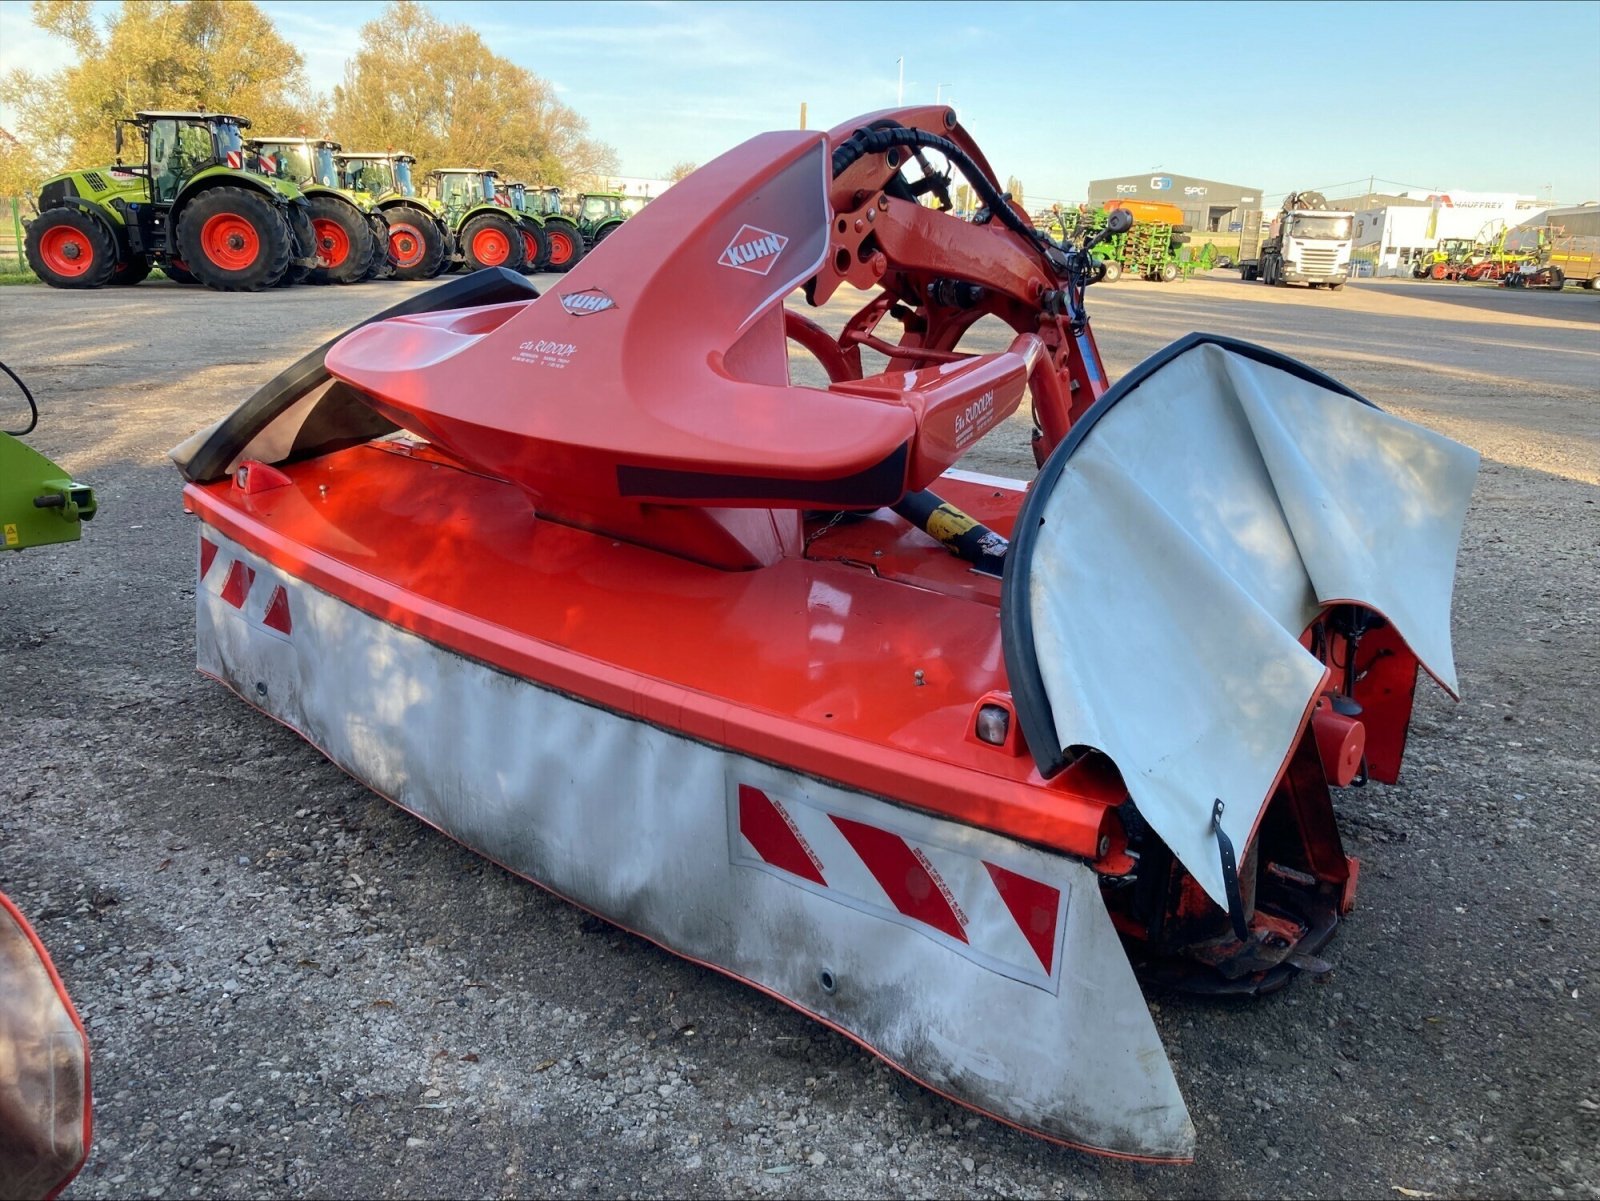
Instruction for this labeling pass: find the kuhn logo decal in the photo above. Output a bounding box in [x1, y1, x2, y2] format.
[560, 289, 616, 316]
[718, 224, 788, 275]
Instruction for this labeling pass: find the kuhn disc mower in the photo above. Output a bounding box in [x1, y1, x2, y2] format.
[172, 107, 1478, 1161]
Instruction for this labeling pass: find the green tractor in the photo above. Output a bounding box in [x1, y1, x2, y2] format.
[247, 136, 388, 285]
[2, 361, 95, 554]
[1412, 237, 1479, 280]
[568, 191, 641, 249]
[526, 186, 586, 272]
[25, 111, 315, 291]
[492, 179, 550, 274]
[335, 151, 453, 281]
[424, 168, 528, 272]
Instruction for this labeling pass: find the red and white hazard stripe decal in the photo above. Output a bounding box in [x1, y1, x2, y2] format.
[201, 534, 293, 637]
[226, 150, 243, 170]
[732, 781, 1068, 989]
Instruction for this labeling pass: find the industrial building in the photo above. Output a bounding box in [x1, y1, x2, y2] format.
[1085, 173, 1262, 232]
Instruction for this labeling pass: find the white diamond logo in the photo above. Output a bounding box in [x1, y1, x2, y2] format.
[559, 289, 616, 316]
[718, 224, 789, 276]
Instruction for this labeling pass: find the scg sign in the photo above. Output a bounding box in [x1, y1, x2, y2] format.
[1116, 184, 1139, 194]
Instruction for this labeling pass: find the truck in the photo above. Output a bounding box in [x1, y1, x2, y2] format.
[1239, 191, 1354, 289]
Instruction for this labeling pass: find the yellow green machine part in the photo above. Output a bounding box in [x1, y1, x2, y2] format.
[1, 435, 95, 551]
[2, 363, 95, 551]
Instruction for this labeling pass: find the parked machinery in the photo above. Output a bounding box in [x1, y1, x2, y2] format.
[424, 168, 528, 272]
[248, 136, 386, 285]
[335, 150, 454, 281]
[172, 103, 1479, 1162]
[1072, 205, 1191, 283]
[526, 186, 586, 271]
[24, 111, 316, 291]
[1412, 236, 1479, 279]
[492, 179, 550, 274]
[568, 190, 642, 248]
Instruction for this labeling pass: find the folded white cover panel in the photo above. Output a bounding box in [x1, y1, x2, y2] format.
[1026, 342, 1478, 907]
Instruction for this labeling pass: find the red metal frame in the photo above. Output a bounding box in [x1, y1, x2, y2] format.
[186, 105, 1441, 1002]
[320, 109, 1103, 572]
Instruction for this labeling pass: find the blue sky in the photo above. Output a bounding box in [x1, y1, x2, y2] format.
[4, 0, 1598, 206]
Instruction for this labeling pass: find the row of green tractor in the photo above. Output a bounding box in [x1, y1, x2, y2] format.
[23, 111, 638, 292]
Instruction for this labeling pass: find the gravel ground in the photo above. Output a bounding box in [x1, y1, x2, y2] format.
[2, 272, 1597, 1200]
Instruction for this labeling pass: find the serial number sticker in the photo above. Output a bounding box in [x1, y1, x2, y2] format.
[513, 339, 577, 370]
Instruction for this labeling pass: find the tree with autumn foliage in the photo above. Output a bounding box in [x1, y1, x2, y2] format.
[0, 129, 47, 199]
[0, 0, 323, 171]
[329, 1, 615, 188]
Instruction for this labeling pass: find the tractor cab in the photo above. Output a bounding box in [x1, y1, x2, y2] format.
[428, 169, 501, 221]
[571, 191, 641, 248]
[575, 192, 629, 222]
[118, 111, 253, 205]
[248, 136, 341, 189]
[529, 186, 564, 218]
[503, 182, 531, 214]
[337, 153, 400, 199]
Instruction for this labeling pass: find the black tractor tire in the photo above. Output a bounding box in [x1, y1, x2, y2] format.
[1169, 233, 1191, 245]
[110, 255, 153, 286]
[385, 207, 448, 281]
[460, 213, 526, 272]
[540, 218, 585, 273]
[1100, 259, 1123, 283]
[25, 208, 118, 288]
[362, 213, 394, 279]
[1585, 276, 1600, 291]
[516, 221, 548, 275]
[1544, 266, 1565, 291]
[1159, 262, 1180, 283]
[305, 194, 370, 285]
[161, 261, 199, 285]
[177, 186, 291, 291]
[1329, 281, 1345, 291]
[591, 222, 620, 249]
[427, 224, 456, 278]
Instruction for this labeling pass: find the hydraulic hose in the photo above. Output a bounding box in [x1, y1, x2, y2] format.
[830, 125, 1048, 252]
[1, 359, 38, 437]
[891, 489, 1009, 577]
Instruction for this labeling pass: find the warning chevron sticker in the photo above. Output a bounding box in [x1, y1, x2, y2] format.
[730, 781, 1068, 988]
